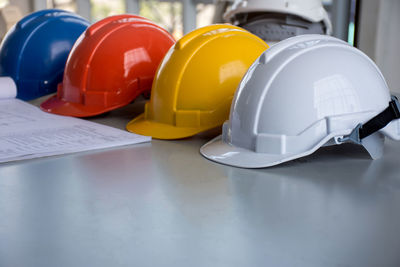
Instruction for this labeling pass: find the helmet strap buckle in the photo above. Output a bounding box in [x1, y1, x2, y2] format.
[339, 95, 400, 145]
[337, 123, 362, 145]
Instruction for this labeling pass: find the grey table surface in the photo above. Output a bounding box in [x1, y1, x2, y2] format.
[1, 97, 400, 267]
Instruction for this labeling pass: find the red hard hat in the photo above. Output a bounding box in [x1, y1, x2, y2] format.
[40, 14, 175, 117]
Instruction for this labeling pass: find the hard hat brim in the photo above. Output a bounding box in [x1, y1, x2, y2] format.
[126, 113, 210, 140]
[40, 94, 128, 117]
[201, 135, 312, 168]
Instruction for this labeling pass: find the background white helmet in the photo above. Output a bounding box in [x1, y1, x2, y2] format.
[201, 35, 400, 168]
[224, 0, 332, 42]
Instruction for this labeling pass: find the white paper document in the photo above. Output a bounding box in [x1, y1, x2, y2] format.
[0, 77, 151, 163]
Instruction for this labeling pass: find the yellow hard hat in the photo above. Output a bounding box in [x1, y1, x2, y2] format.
[126, 24, 269, 139]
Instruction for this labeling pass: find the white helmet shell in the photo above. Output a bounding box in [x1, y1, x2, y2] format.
[201, 34, 400, 168]
[224, 0, 332, 35]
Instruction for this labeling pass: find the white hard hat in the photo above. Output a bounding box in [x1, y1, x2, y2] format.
[201, 34, 400, 168]
[224, 0, 332, 35]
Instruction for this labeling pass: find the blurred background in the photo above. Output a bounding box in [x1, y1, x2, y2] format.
[0, 0, 398, 92]
[0, 0, 359, 41]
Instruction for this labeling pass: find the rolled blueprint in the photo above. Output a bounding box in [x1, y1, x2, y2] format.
[0, 77, 17, 99]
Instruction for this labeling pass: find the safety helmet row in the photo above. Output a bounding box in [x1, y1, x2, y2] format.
[201, 34, 400, 168]
[126, 24, 269, 139]
[40, 14, 175, 117]
[12, 11, 394, 169]
[0, 9, 89, 100]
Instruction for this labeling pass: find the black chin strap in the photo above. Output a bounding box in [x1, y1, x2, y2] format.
[339, 96, 400, 144]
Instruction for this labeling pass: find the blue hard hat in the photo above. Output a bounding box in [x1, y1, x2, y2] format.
[0, 9, 90, 100]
